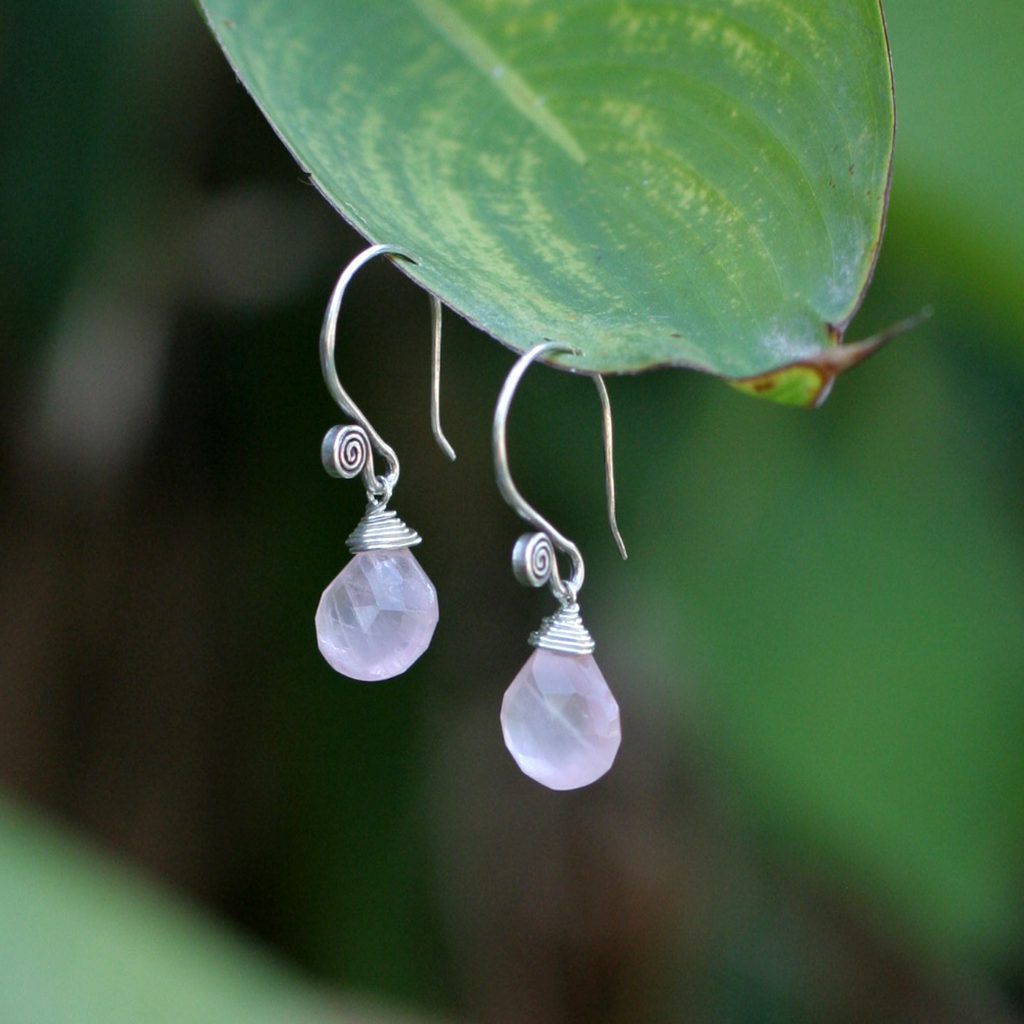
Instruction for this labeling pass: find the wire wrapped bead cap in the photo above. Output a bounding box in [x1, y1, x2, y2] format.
[512, 532, 596, 654]
[529, 603, 596, 655]
[346, 504, 422, 553]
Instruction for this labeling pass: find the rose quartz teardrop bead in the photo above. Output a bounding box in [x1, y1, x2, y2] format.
[501, 647, 621, 790]
[315, 548, 438, 681]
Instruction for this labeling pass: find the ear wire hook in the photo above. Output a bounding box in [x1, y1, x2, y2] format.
[320, 243, 456, 501]
[493, 341, 628, 605]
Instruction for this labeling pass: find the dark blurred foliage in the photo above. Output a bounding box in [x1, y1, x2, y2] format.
[1, 2, 1023, 1023]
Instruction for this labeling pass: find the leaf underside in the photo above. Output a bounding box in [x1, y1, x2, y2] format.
[199, 0, 894, 404]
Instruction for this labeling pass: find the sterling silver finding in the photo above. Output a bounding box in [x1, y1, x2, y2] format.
[314, 243, 455, 683]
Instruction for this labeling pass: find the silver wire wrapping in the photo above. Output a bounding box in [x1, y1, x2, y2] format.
[513, 531, 598, 654]
[511, 532, 554, 588]
[346, 503, 422, 553]
[515, 528, 597, 654]
[322, 424, 373, 480]
[529, 602, 596, 656]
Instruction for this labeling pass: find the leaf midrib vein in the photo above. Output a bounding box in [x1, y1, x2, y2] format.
[408, 0, 586, 165]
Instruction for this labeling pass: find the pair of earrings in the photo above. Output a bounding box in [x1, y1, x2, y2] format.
[314, 245, 627, 791]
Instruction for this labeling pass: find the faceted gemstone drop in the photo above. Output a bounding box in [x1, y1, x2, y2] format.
[315, 548, 438, 681]
[500, 648, 621, 790]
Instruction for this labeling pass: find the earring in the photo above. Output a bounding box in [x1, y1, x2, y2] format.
[492, 342, 628, 790]
[315, 244, 456, 682]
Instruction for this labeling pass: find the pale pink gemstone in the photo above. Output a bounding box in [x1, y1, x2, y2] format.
[500, 648, 621, 790]
[315, 548, 438, 681]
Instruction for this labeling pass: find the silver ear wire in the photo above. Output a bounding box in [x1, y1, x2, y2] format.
[492, 341, 627, 609]
[319, 243, 456, 504]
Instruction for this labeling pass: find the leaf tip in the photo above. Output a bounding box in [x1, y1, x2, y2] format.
[730, 308, 932, 408]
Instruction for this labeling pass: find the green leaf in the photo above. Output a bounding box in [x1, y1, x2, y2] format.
[197, 0, 893, 400]
[881, 0, 1024, 343]
[0, 795, 439, 1024]
[632, 342, 1024, 960]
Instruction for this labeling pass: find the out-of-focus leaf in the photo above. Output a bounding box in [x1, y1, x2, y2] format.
[0, 796, 441, 1024]
[882, 0, 1024, 336]
[630, 339, 1024, 960]
[197, 0, 893, 401]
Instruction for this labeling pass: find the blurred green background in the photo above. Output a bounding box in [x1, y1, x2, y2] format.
[1, 2, 1022, 1022]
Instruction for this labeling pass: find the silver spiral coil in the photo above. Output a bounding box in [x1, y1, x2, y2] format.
[511, 532, 555, 588]
[529, 603, 596, 656]
[346, 503, 422, 553]
[321, 424, 373, 480]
